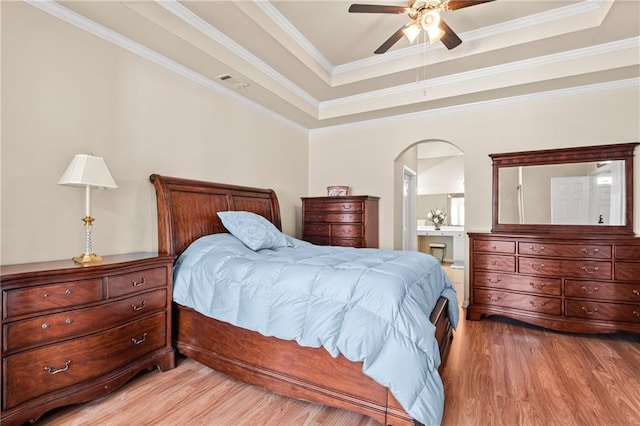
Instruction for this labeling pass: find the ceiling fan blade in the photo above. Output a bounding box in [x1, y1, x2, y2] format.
[445, 0, 495, 11]
[349, 4, 407, 14]
[439, 19, 462, 50]
[374, 25, 406, 54]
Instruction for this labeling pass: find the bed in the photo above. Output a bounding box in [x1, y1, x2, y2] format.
[150, 174, 457, 426]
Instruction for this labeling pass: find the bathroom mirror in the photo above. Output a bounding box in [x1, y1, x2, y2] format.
[491, 143, 637, 235]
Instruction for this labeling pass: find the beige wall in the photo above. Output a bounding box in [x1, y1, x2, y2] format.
[309, 87, 640, 302]
[1, 2, 309, 265]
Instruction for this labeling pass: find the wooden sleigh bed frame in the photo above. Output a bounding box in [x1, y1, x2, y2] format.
[150, 174, 454, 425]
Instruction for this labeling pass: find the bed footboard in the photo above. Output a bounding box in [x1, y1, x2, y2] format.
[173, 297, 453, 425]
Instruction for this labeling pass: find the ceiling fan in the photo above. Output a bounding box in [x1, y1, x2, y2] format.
[348, 0, 495, 54]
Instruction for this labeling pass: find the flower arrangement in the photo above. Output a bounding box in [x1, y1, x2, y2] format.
[427, 209, 446, 230]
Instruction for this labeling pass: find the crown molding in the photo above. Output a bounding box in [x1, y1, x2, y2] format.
[24, 0, 309, 134]
[333, 0, 611, 76]
[311, 77, 640, 133]
[156, 0, 319, 108]
[322, 36, 640, 110]
[252, 0, 334, 75]
[23, 0, 637, 133]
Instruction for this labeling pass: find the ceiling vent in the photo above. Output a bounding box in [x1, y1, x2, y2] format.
[216, 73, 250, 90]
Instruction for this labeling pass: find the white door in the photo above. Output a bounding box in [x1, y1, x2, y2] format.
[551, 176, 590, 224]
[402, 167, 417, 251]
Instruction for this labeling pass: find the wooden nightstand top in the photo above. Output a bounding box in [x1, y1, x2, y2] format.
[1, 252, 171, 280]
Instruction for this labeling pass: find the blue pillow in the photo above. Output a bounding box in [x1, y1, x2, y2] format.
[217, 211, 290, 251]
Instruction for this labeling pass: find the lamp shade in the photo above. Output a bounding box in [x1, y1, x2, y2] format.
[58, 154, 118, 188]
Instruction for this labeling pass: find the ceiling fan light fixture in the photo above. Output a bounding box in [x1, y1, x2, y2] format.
[420, 10, 440, 30]
[402, 23, 421, 44]
[420, 10, 444, 44]
[426, 25, 445, 44]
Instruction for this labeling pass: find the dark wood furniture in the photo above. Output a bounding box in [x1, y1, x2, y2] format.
[301, 196, 379, 248]
[150, 174, 453, 426]
[0, 253, 175, 425]
[467, 233, 640, 333]
[468, 143, 640, 333]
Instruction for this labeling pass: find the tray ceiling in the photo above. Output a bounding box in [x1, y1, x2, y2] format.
[30, 0, 640, 129]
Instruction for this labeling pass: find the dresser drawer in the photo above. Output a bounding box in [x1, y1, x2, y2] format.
[473, 240, 516, 254]
[565, 300, 640, 323]
[518, 242, 611, 259]
[304, 213, 362, 223]
[518, 257, 612, 280]
[474, 254, 516, 272]
[304, 201, 363, 212]
[615, 246, 640, 260]
[615, 262, 640, 282]
[4, 289, 167, 353]
[330, 224, 362, 238]
[474, 289, 561, 315]
[4, 280, 103, 318]
[4, 312, 166, 409]
[303, 236, 330, 246]
[303, 224, 330, 237]
[473, 272, 561, 296]
[108, 267, 167, 298]
[331, 238, 362, 248]
[565, 280, 640, 303]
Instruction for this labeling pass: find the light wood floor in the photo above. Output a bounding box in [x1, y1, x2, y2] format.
[34, 263, 640, 425]
[38, 310, 640, 426]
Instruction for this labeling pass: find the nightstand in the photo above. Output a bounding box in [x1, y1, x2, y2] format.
[0, 252, 175, 425]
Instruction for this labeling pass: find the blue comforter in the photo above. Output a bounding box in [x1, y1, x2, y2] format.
[173, 233, 459, 425]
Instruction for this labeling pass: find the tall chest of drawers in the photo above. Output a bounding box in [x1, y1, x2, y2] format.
[301, 196, 380, 248]
[0, 253, 175, 425]
[467, 233, 640, 334]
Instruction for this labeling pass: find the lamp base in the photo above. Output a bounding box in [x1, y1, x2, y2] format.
[73, 252, 103, 265]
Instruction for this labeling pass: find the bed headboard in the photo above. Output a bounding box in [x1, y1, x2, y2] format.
[150, 174, 282, 259]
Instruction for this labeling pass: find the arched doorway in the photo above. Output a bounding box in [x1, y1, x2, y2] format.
[394, 139, 464, 260]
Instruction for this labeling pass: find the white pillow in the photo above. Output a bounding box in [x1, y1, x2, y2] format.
[217, 211, 290, 251]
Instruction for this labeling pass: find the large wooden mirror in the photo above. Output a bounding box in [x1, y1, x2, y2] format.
[491, 143, 638, 235]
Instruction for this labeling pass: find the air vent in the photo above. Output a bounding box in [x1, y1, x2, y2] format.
[216, 73, 250, 90]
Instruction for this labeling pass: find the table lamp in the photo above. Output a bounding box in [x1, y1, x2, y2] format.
[58, 154, 118, 264]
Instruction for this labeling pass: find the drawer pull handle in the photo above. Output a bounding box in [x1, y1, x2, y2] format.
[581, 248, 600, 256]
[131, 278, 146, 287]
[486, 294, 502, 302]
[132, 333, 148, 345]
[633, 290, 639, 297]
[342, 204, 353, 210]
[528, 245, 545, 253]
[491, 244, 497, 250]
[42, 322, 50, 329]
[529, 282, 546, 289]
[66, 318, 74, 324]
[581, 286, 600, 294]
[580, 266, 599, 274]
[529, 263, 545, 271]
[132, 301, 147, 311]
[529, 301, 546, 308]
[581, 306, 599, 315]
[487, 277, 502, 284]
[44, 360, 71, 375]
[65, 289, 73, 296]
[633, 311, 639, 318]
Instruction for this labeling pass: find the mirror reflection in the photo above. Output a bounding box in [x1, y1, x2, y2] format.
[498, 161, 625, 225]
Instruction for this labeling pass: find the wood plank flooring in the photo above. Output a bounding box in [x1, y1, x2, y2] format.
[37, 311, 640, 426]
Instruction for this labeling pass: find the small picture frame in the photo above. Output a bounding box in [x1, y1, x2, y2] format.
[327, 186, 350, 197]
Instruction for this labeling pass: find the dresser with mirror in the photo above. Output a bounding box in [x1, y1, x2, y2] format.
[467, 142, 640, 333]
